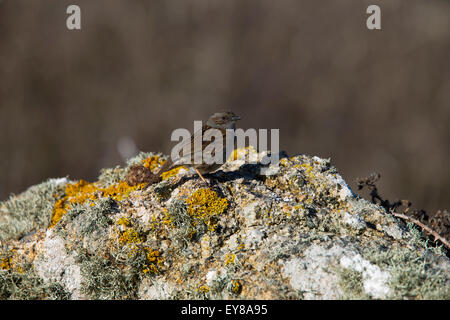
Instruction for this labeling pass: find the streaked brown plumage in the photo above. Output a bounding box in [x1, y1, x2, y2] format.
[156, 111, 240, 184]
[129, 111, 241, 186]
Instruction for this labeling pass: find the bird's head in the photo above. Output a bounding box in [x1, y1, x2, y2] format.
[206, 111, 241, 129]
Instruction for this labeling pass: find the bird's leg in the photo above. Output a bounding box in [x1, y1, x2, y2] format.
[194, 168, 210, 187]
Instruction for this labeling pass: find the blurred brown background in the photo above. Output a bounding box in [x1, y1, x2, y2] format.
[0, 0, 449, 214]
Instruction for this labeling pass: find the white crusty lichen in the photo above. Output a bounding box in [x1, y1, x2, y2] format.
[340, 253, 391, 299]
[34, 232, 83, 299]
[281, 244, 351, 299]
[342, 211, 367, 230]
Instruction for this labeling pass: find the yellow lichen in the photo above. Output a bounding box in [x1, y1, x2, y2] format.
[186, 188, 228, 232]
[161, 166, 187, 180]
[142, 156, 165, 171]
[145, 248, 160, 263]
[102, 181, 145, 201]
[51, 180, 145, 228]
[118, 228, 144, 246]
[142, 248, 164, 274]
[0, 256, 11, 270]
[116, 217, 144, 246]
[16, 266, 24, 274]
[231, 280, 241, 294]
[224, 253, 236, 266]
[117, 217, 131, 227]
[229, 149, 238, 161]
[280, 158, 290, 167]
[197, 285, 210, 293]
[162, 208, 173, 226]
[0, 250, 23, 273]
[228, 146, 258, 162]
[51, 198, 67, 228]
[115, 219, 163, 274]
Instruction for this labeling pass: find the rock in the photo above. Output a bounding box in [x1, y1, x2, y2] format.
[0, 150, 448, 300]
[34, 231, 84, 299]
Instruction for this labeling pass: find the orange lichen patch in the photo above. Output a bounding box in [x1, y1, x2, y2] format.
[231, 280, 242, 294]
[145, 248, 160, 263]
[50, 180, 145, 228]
[161, 166, 187, 180]
[142, 248, 164, 274]
[0, 250, 24, 273]
[186, 188, 228, 232]
[0, 256, 11, 270]
[51, 199, 67, 228]
[142, 156, 165, 171]
[64, 180, 98, 205]
[197, 285, 210, 293]
[102, 181, 145, 201]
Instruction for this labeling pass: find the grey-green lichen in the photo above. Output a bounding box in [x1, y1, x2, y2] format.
[0, 178, 67, 242]
[360, 224, 449, 300]
[0, 268, 69, 300]
[338, 267, 368, 299]
[77, 249, 139, 300]
[166, 199, 191, 242]
[97, 166, 127, 188]
[0, 245, 69, 299]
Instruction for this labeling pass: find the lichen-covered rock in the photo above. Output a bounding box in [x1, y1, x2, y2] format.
[0, 149, 448, 300]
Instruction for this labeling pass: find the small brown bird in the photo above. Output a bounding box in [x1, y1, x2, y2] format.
[146, 111, 240, 186]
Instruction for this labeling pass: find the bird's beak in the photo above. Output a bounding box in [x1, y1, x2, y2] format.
[232, 115, 241, 121]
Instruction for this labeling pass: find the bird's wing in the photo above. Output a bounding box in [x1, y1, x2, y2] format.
[170, 125, 226, 166]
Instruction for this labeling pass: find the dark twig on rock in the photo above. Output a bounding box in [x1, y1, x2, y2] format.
[390, 210, 449, 249]
[356, 172, 449, 250]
